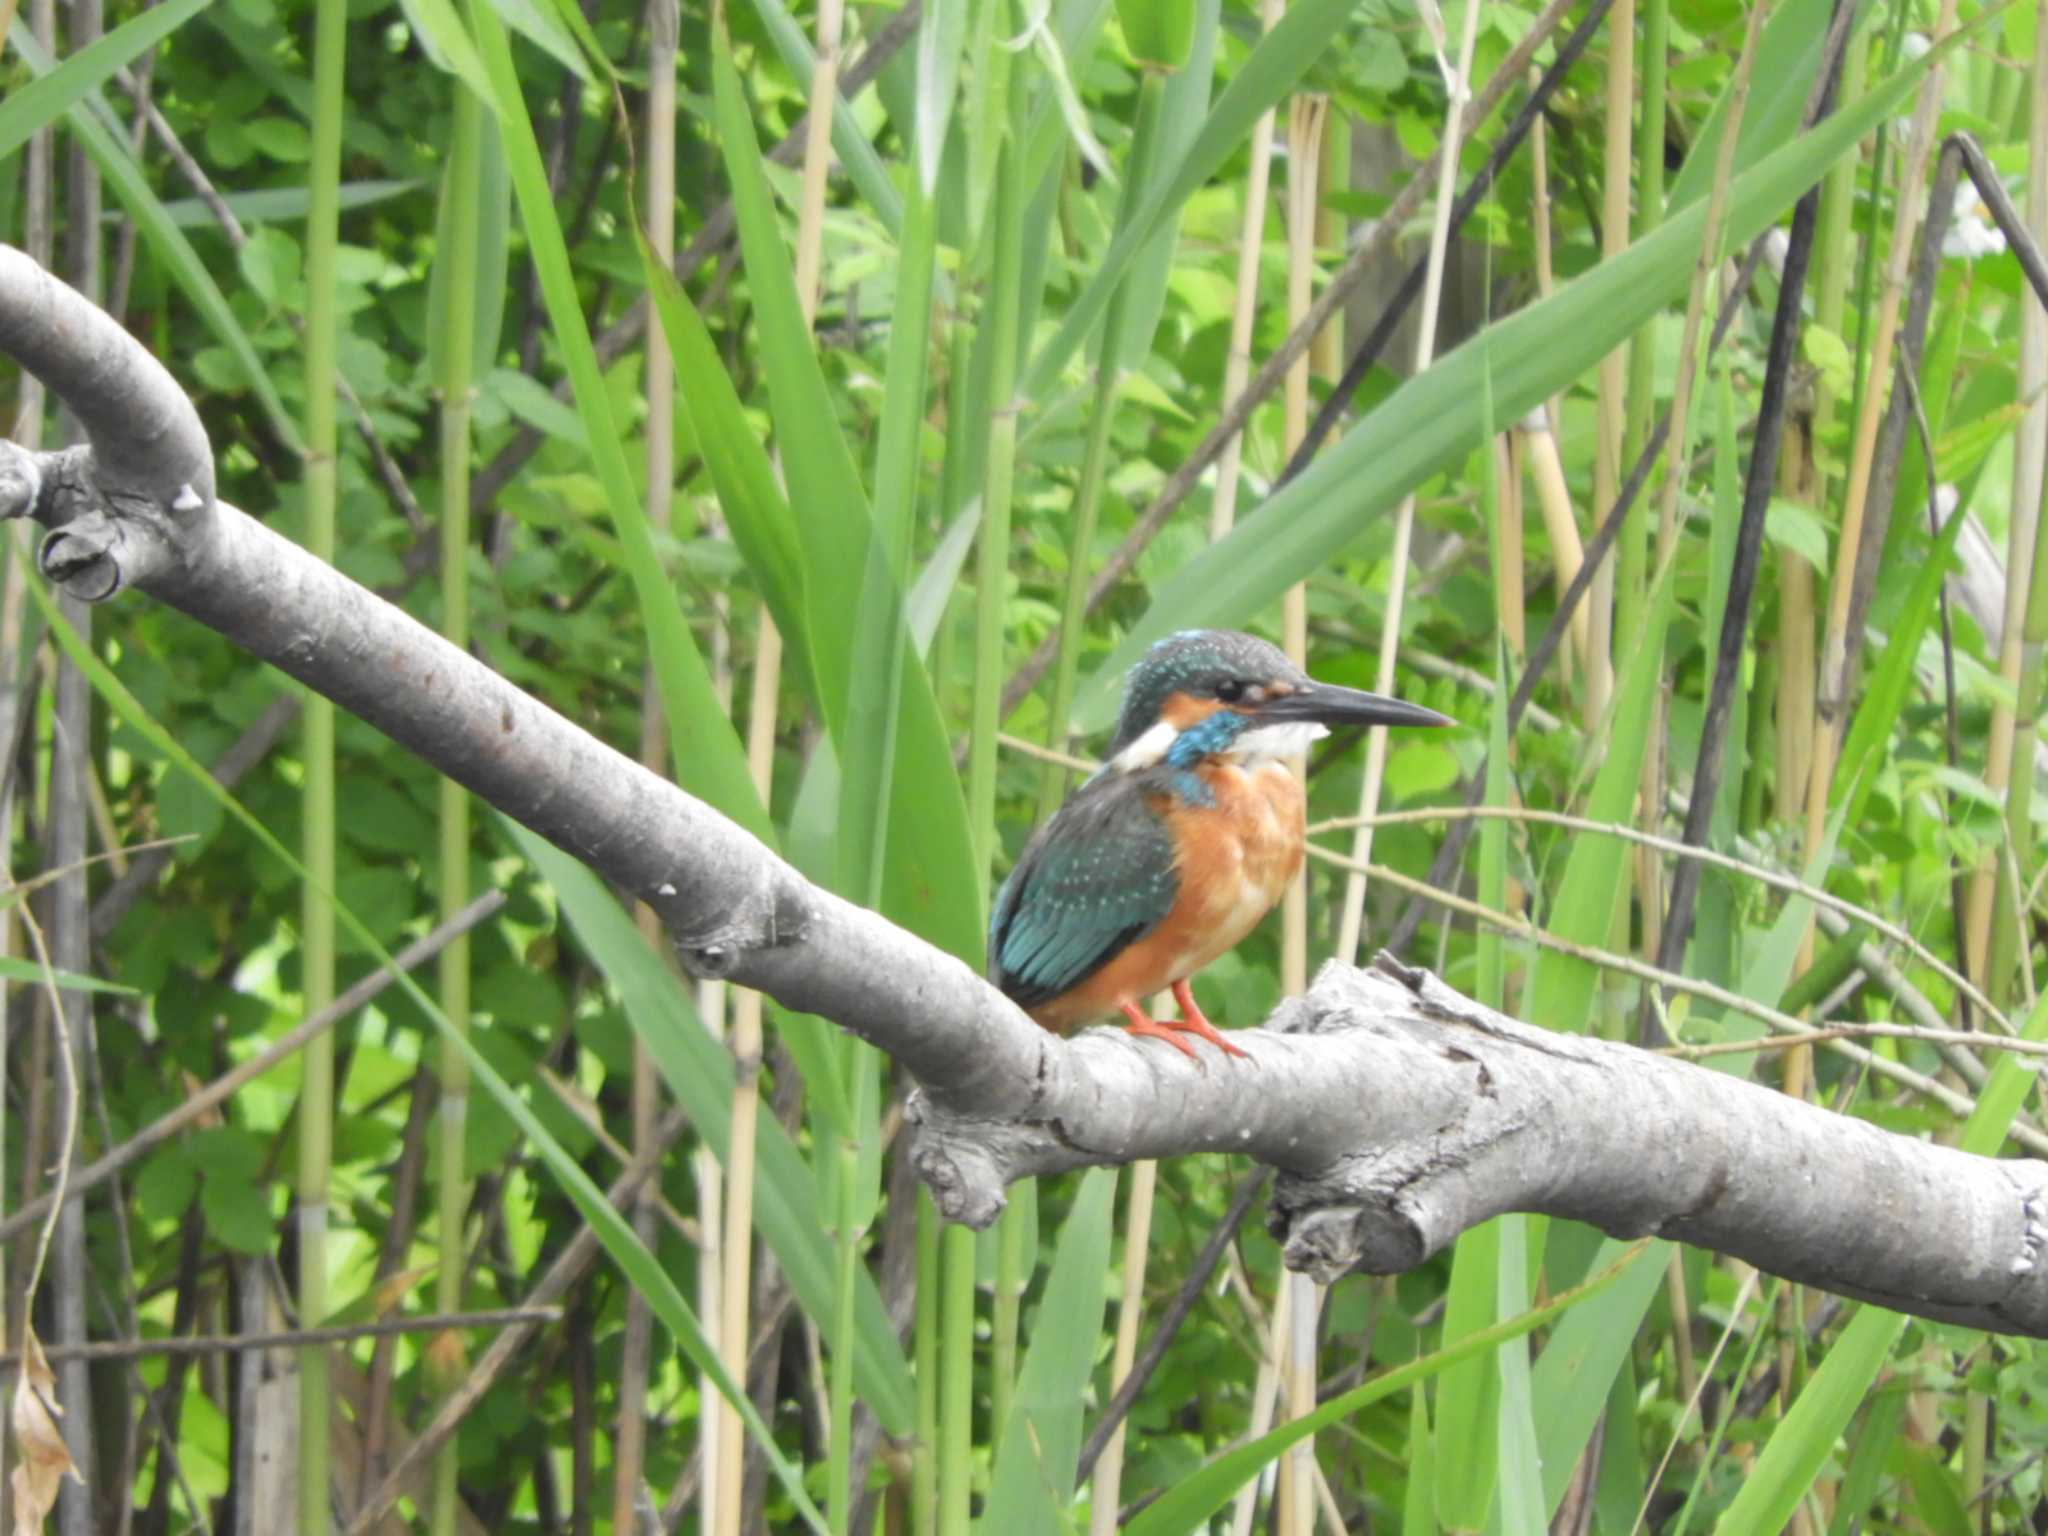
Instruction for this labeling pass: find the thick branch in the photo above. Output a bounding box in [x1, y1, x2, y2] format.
[5, 245, 2048, 1337]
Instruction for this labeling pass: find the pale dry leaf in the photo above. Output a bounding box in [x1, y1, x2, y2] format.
[10, 1329, 81, 1535]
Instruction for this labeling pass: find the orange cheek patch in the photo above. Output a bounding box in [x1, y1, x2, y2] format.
[1160, 692, 1225, 730]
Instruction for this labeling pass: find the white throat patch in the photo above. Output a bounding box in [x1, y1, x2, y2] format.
[1110, 719, 1179, 772]
[1226, 721, 1328, 763]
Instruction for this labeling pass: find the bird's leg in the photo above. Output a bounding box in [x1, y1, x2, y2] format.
[1169, 978, 1251, 1059]
[1117, 999, 1202, 1061]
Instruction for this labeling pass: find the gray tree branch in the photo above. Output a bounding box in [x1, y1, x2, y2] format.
[4, 242, 2048, 1337]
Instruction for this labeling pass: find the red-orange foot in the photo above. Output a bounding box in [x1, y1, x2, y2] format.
[1115, 985, 1251, 1062]
[1171, 978, 1251, 1059]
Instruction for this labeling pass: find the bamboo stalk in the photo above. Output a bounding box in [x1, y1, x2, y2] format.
[1331, 0, 1481, 969]
[1274, 90, 1326, 1536]
[430, 63, 484, 1536]
[1277, 92, 1323, 998]
[1522, 410, 1589, 670]
[1638, 0, 1759, 987]
[299, 0, 348, 1518]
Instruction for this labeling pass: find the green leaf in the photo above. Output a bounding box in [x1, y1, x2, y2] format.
[982, 1168, 1117, 1534]
[392, 0, 497, 101]
[708, 42, 983, 961]
[200, 1173, 274, 1256]
[1525, 563, 1677, 1030]
[1115, 0, 1197, 70]
[1076, 32, 1954, 729]
[1435, 1219, 1502, 1527]
[1493, 1217, 1545, 1536]
[1530, 1241, 1672, 1518]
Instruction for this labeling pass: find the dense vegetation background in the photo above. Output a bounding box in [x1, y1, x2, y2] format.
[0, 0, 2043, 1530]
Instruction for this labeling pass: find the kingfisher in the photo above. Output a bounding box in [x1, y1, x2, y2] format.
[989, 629, 1453, 1060]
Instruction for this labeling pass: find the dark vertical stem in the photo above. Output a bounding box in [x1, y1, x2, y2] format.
[1387, 235, 1771, 955]
[1650, 1, 1852, 1004]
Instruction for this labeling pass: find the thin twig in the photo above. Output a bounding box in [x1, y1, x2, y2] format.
[0, 1308, 563, 1367]
[1315, 806, 2000, 1027]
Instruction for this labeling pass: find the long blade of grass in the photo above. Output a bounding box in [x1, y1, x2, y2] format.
[982, 1167, 1117, 1534]
[1074, 33, 1956, 730]
[469, 0, 768, 844]
[710, 39, 982, 959]
[1525, 562, 1678, 1030]
[1493, 1216, 1545, 1536]
[1529, 1239, 1672, 1516]
[503, 821, 917, 1434]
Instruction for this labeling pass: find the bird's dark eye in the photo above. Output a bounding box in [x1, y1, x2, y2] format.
[1215, 679, 1246, 703]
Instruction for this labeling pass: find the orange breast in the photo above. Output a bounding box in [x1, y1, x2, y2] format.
[1028, 761, 1305, 1032]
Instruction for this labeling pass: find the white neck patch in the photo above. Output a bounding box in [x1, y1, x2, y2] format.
[1226, 721, 1327, 764]
[1110, 719, 1179, 772]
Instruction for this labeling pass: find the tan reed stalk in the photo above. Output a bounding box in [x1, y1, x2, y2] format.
[617, 4, 679, 1526]
[1331, 0, 1482, 969]
[1522, 410, 1588, 677]
[1229, 1272, 1293, 1536]
[1966, 6, 2047, 991]
[716, 7, 842, 1526]
[1086, 1158, 1157, 1536]
[1211, 0, 1286, 540]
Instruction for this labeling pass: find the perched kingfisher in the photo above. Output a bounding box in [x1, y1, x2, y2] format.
[989, 630, 1453, 1060]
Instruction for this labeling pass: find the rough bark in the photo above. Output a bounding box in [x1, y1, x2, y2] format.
[4, 242, 2048, 1337]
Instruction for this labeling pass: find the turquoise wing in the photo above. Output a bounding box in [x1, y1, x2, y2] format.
[989, 775, 1179, 1010]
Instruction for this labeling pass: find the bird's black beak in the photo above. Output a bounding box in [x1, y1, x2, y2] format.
[1255, 681, 1454, 731]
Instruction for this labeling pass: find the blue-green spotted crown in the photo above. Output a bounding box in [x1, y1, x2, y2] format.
[1106, 629, 1305, 756]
